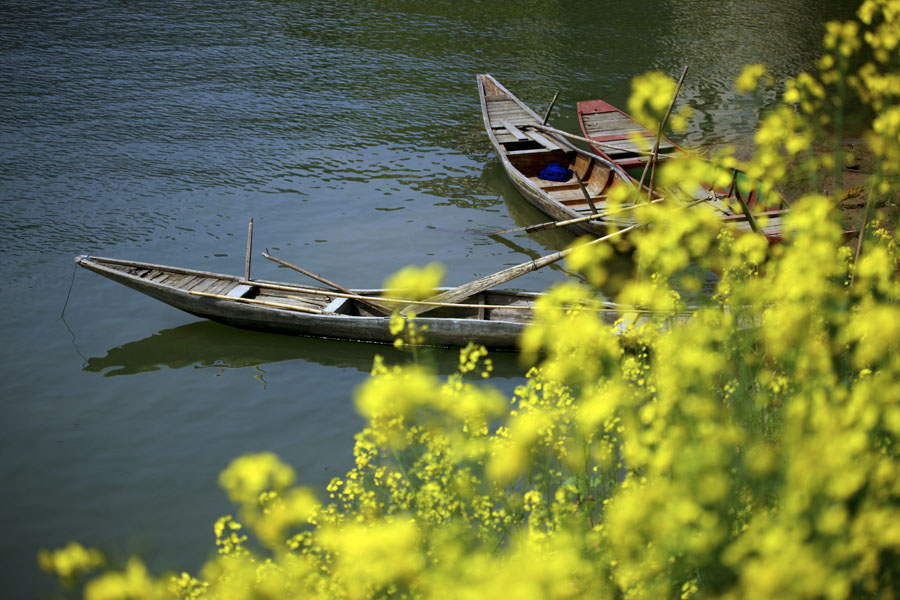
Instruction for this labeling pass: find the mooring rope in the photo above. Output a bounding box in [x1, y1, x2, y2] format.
[60, 262, 89, 366]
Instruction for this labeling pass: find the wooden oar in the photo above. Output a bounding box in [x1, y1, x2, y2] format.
[542, 91, 560, 125]
[484, 193, 720, 237]
[577, 179, 599, 214]
[416, 193, 720, 316]
[402, 224, 639, 316]
[262, 251, 392, 316]
[245, 218, 254, 281]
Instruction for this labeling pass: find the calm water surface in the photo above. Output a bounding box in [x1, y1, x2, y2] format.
[0, 0, 856, 594]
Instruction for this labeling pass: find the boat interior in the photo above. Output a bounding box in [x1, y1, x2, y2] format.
[481, 79, 627, 218]
[579, 103, 677, 173]
[105, 259, 536, 322]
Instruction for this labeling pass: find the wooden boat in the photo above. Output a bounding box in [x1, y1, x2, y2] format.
[75, 255, 633, 350]
[576, 98, 789, 241]
[477, 74, 638, 237]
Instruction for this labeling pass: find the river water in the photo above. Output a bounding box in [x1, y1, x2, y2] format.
[0, 0, 855, 594]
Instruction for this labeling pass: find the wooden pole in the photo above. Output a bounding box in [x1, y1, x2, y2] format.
[403, 224, 639, 316]
[245, 218, 254, 281]
[486, 195, 706, 236]
[577, 180, 599, 214]
[639, 65, 689, 198]
[262, 252, 392, 316]
[542, 91, 560, 125]
[418, 193, 717, 316]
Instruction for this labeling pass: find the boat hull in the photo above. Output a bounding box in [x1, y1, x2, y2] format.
[76, 255, 537, 349]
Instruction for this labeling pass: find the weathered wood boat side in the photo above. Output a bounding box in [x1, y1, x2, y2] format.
[75, 255, 546, 349]
[477, 74, 637, 236]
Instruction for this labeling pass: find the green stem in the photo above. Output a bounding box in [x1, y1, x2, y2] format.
[833, 55, 847, 197]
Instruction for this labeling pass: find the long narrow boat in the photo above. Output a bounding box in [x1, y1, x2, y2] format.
[477, 74, 638, 237]
[576, 98, 789, 241]
[75, 255, 633, 349]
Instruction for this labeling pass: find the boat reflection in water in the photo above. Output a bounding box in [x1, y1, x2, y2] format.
[84, 320, 529, 380]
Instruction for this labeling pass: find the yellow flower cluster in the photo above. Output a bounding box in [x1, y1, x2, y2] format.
[627, 71, 693, 133]
[37, 541, 104, 584]
[383, 263, 445, 301]
[735, 64, 773, 94]
[38, 2, 900, 598]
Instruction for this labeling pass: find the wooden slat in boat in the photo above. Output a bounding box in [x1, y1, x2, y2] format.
[589, 136, 655, 154]
[258, 291, 330, 308]
[176, 275, 202, 290]
[206, 279, 236, 296]
[524, 130, 562, 151]
[498, 118, 527, 140]
[581, 113, 643, 131]
[551, 184, 605, 198]
[582, 123, 647, 139]
[487, 108, 531, 120]
[488, 104, 529, 116]
[528, 178, 582, 190]
[258, 295, 324, 311]
[189, 277, 222, 294]
[184, 276, 217, 292]
[158, 273, 185, 286]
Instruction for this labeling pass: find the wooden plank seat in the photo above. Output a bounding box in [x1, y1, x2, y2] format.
[529, 175, 577, 188]
[498, 118, 527, 140]
[206, 280, 238, 296]
[560, 194, 608, 206]
[225, 283, 254, 298]
[257, 292, 326, 311]
[524, 130, 561, 151]
[323, 297, 350, 314]
[508, 148, 556, 156]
